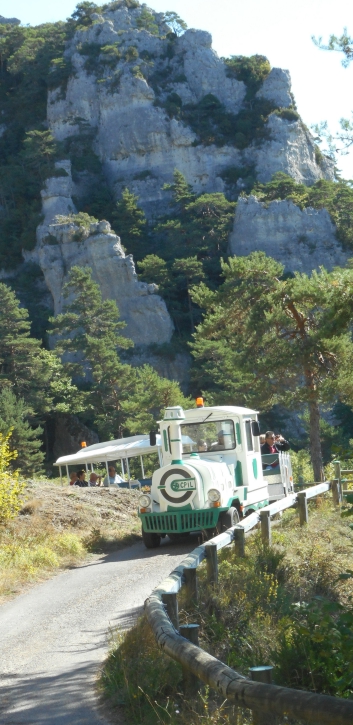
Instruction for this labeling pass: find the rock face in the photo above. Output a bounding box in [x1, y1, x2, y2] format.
[30, 162, 173, 346]
[29, 2, 343, 367]
[229, 196, 348, 274]
[46, 3, 334, 218]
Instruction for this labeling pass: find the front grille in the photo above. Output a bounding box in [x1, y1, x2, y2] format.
[142, 509, 221, 533]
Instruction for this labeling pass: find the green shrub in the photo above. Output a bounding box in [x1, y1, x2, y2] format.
[0, 432, 26, 524]
[100, 43, 121, 65]
[181, 94, 276, 148]
[273, 597, 353, 697]
[220, 164, 257, 195]
[273, 107, 300, 122]
[78, 41, 102, 72]
[135, 8, 159, 35]
[224, 54, 271, 100]
[164, 92, 183, 118]
[125, 45, 139, 62]
[315, 143, 324, 167]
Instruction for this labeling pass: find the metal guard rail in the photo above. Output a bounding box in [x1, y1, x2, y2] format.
[145, 481, 353, 725]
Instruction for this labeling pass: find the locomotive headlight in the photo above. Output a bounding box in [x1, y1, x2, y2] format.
[139, 494, 151, 508]
[208, 488, 221, 503]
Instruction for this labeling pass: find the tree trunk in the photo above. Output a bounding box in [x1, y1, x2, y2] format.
[187, 287, 194, 333]
[308, 399, 324, 482]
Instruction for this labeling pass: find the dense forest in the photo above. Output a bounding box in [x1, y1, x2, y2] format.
[2, 1, 353, 478]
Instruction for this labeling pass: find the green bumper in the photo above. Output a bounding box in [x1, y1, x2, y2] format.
[139, 507, 228, 534]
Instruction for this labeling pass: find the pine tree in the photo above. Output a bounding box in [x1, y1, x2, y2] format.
[0, 388, 44, 475]
[191, 253, 353, 482]
[50, 266, 136, 439]
[0, 283, 82, 471]
[50, 266, 189, 440]
[122, 364, 192, 434]
[112, 188, 147, 258]
[163, 169, 195, 208]
[0, 282, 53, 416]
[172, 257, 204, 332]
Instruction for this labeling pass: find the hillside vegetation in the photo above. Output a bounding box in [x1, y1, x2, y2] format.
[0, 478, 140, 602]
[100, 498, 353, 724]
[2, 2, 353, 485]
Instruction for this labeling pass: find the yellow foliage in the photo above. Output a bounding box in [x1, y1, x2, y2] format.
[0, 431, 26, 524]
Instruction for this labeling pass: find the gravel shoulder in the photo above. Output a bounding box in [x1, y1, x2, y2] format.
[0, 536, 195, 724]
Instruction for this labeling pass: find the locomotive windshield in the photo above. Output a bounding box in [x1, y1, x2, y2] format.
[180, 420, 236, 454]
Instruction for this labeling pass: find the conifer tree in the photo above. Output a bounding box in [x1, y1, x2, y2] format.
[163, 169, 195, 208]
[112, 188, 147, 258]
[0, 282, 55, 416]
[191, 253, 353, 481]
[0, 389, 44, 475]
[172, 257, 205, 332]
[0, 283, 80, 470]
[50, 265, 134, 439]
[50, 266, 189, 439]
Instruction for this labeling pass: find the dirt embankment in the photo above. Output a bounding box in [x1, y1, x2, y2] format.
[0, 481, 141, 602]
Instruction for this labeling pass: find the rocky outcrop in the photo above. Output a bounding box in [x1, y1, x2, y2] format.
[246, 115, 334, 185]
[29, 162, 173, 346]
[46, 3, 334, 218]
[256, 68, 293, 108]
[229, 195, 348, 274]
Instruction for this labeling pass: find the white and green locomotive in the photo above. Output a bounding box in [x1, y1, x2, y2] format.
[138, 403, 293, 548]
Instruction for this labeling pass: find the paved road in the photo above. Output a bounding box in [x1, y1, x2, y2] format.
[0, 538, 195, 724]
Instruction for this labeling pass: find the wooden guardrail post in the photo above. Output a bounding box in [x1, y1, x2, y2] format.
[184, 567, 199, 604]
[162, 592, 179, 630]
[332, 478, 342, 506]
[205, 542, 218, 585]
[334, 460, 341, 486]
[260, 510, 271, 546]
[297, 491, 308, 525]
[233, 526, 245, 557]
[250, 667, 276, 725]
[179, 624, 200, 693]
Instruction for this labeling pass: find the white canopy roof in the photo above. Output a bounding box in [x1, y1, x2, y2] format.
[54, 434, 161, 467]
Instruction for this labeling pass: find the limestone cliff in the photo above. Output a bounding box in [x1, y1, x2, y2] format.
[46, 3, 333, 219]
[28, 161, 173, 346]
[30, 1, 341, 356]
[229, 195, 348, 274]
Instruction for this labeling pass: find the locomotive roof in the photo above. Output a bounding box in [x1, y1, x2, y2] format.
[181, 405, 258, 418]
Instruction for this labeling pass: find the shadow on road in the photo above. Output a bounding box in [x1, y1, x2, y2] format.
[0, 662, 108, 725]
[74, 534, 199, 572]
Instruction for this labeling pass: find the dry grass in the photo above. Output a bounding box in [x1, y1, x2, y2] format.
[0, 480, 140, 602]
[100, 497, 353, 723]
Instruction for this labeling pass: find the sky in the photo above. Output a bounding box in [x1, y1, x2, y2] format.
[2, 0, 353, 179]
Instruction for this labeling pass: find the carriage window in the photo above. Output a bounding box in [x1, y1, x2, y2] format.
[180, 420, 236, 453]
[245, 420, 254, 451]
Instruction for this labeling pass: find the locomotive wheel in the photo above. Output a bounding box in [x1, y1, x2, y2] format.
[142, 528, 161, 549]
[219, 506, 240, 532]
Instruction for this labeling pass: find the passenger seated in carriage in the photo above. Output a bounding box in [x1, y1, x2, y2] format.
[261, 431, 290, 471]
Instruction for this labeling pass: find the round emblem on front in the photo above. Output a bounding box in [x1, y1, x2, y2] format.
[159, 467, 196, 505]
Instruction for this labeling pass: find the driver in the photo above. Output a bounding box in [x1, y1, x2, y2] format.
[210, 430, 226, 451]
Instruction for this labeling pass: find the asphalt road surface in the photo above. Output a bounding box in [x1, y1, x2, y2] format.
[0, 537, 195, 724]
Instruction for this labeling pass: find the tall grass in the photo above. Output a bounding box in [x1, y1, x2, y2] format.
[100, 500, 353, 722]
[0, 518, 86, 599]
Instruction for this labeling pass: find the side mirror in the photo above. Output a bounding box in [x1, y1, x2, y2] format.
[251, 420, 260, 437]
[149, 431, 157, 446]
